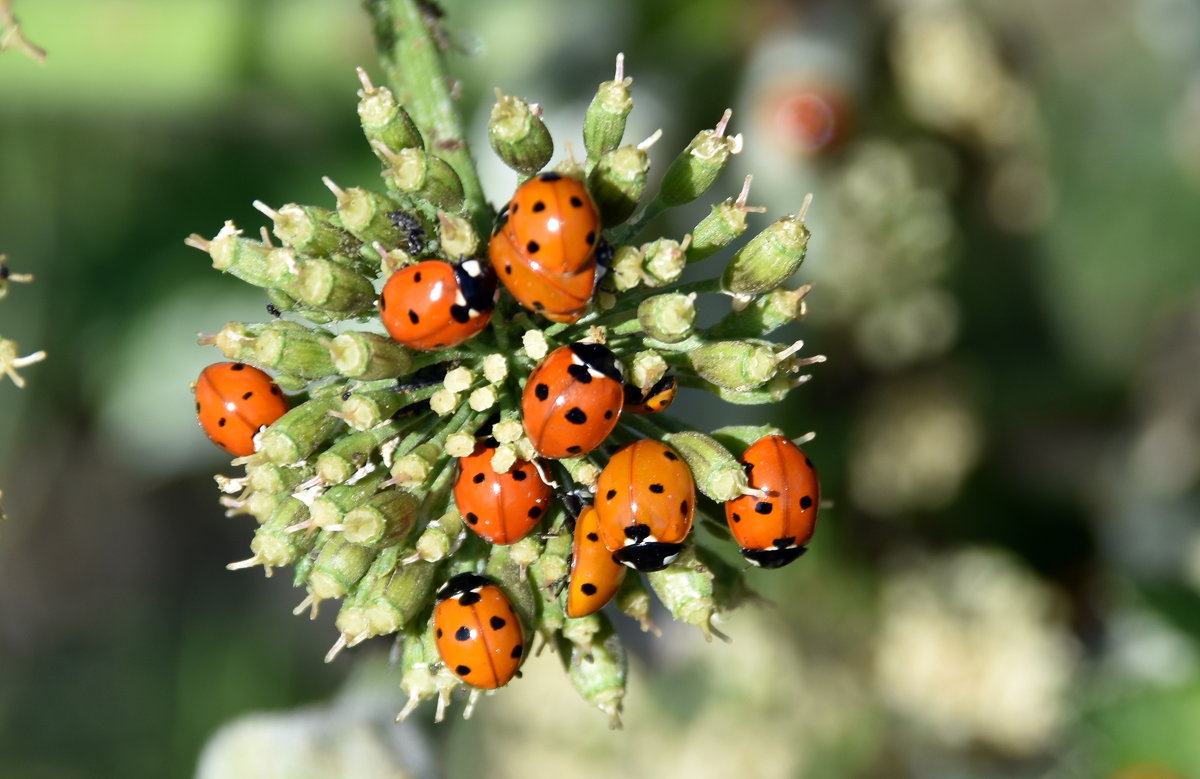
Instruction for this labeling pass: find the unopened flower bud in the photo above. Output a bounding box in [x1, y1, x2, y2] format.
[322, 178, 406, 248]
[481, 354, 508, 384]
[723, 198, 812, 299]
[246, 461, 314, 495]
[330, 331, 415, 380]
[587, 143, 649, 226]
[647, 546, 725, 642]
[254, 325, 337, 378]
[485, 543, 539, 632]
[688, 175, 764, 264]
[308, 533, 376, 601]
[629, 350, 668, 390]
[641, 237, 688, 286]
[685, 339, 779, 392]
[316, 423, 398, 484]
[437, 211, 479, 259]
[705, 284, 810, 340]
[662, 431, 747, 501]
[259, 396, 345, 465]
[364, 557, 439, 635]
[610, 244, 644, 291]
[414, 508, 464, 562]
[584, 53, 633, 162]
[562, 611, 626, 729]
[488, 90, 554, 176]
[376, 144, 464, 212]
[232, 497, 319, 573]
[709, 424, 785, 453]
[308, 469, 385, 528]
[637, 292, 695, 343]
[658, 109, 743, 207]
[615, 573, 658, 634]
[356, 67, 424, 153]
[342, 488, 421, 548]
[522, 330, 548, 360]
[341, 389, 409, 430]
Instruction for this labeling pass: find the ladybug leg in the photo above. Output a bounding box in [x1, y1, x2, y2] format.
[462, 688, 483, 720]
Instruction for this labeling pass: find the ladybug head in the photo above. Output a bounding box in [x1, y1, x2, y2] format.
[613, 542, 685, 573]
[740, 545, 807, 569]
[568, 342, 624, 382]
[436, 572, 494, 601]
[454, 258, 499, 312]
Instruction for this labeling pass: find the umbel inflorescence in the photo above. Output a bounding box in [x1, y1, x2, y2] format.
[187, 43, 823, 727]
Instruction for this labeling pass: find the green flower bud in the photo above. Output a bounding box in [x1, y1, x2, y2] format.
[647, 546, 726, 642]
[610, 244, 644, 291]
[341, 389, 408, 431]
[561, 611, 626, 729]
[628, 350, 668, 391]
[704, 284, 810, 340]
[709, 424, 785, 453]
[254, 323, 337, 379]
[316, 422, 401, 485]
[310, 469, 387, 529]
[413, 508, 463, 562]
[397, 616, 461, 723]
[587, 140, 651, 227]
[562, 612, 604, 652]
[529, 525, 571, 636]
[202, 321, 275, 363]
[252, 200, 354, 256]
[694, 543, 760, 613]
[342, 488, 421, 548]
[187, 222, 273, 288]
[375, 144, 464, 212]
[332, 545, 400, 651]
[685, 339, 778, 392]
[308, 532, 376, 601]
[329, 331, 414, 380]
[658, 109, 743, 207]
[687, 175, 763, 264]
[710, 373, 804, 405]
[488, 90, 554, 176]
[614, 573, 658, 634]
[246, 460, 314, 496]
[268, 251, 376, 315]
[583, 53, 633, 162]
[437, 211, 479, 259]
[260, 396, 345, 465]
[637, 292, 695, 343]
[722, 197, 812, 300]
[228, 496, 317, 574]
[356, 67, 424, 153]
[322, 177, 407, 248]
[641, 237, 687, 286]
[263, 289, 339, 325]
[662, 431, 748, 502]
[485, 543, 539, 636]
[364, 557, 440, 636]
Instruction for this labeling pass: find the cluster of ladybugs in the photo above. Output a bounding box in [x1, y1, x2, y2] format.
[193, 59, 821, 720]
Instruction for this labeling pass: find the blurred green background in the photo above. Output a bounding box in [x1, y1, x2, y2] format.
[2, 0, 1199, 776]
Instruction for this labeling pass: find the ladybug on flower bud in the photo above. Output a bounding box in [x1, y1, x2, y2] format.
[194, 362, 289, 457]
[379, 258, 496, 351]
[724, 435, 819, 568]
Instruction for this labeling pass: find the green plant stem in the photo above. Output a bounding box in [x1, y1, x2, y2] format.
[365, 0, 491, 235]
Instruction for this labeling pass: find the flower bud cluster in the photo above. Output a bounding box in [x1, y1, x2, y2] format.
[190, 51, 825, 726]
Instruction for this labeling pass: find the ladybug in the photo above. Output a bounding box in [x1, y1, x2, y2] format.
[489, 231, 597, 324]
[522, 342, 624, 459]
[454, 441, 552, 545]
[433, 573, 525, 690]
[379, 258, 496, 351]
[194, 362, 289, 457]
[565, 504, 626, 618]
[595, 440, 696, 572]
[496, 172, 601, 276]
[623, 375, 678, 415]
[724, 435, 819, 568]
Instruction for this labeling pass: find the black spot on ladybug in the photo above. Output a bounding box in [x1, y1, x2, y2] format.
[408, 309, 420, 324]
[533, 301, 545, 311]
[472, 472, 485, 484]
[455, 664, 471, 676]
[565, 407, 588, 424]
[567, 364, 593, 383]
[755, 501, 773, 515]
[218, 418, 227, 427]
[534, 382, 550, 401]
[511, 202, 519, 214]
[505, 264, 512, 274]
[586, 531, 599, 542]
[413, 271, 422, 282]
[458, 590, 482, 607]
[512, 469, 528, 481]
[540, 172, 562, 182]
[743, 461, 754, 474]
[526, 240, 540, 254]
[270, 386, 281, 396]
[680, 500, 689, 516]
[604, 409, 614, 419]
[449, 304, 471, 323]
[773, 536, 796, 549]
[194, 402, 201, 413]
[242, 391, 253, 400]
[800, 495, 814, 510]
[465, 512, 479, 525]
[585, 230, 596, 245]
[532, 201, 546, 212]
[624, 524, 651, 542]
[231, 364, 245, 371]
[511, 644, 523, 658]
[805, 457, 813, 468]
[379, 295, 388, 311]
[489, 615, 506, 630]
[663, 450, 678, 461]
[455, 625, 472, 641]
[570, 196, 584, 208]
[436, 628, 443, 638]
[581, 582, 597, 595]
[567, 445, 582, 454]
[606, 489, 616, 501]
[732, 513, 742, 523]
[528, 505, 542, 519]
[649, 483, 664, 494]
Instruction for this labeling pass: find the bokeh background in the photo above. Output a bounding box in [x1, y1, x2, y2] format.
[2, 0, 1200, 776]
